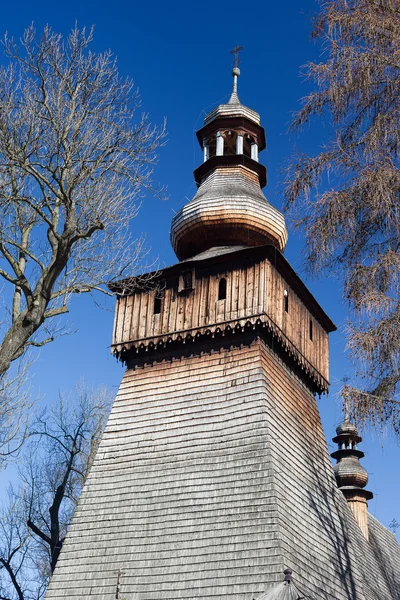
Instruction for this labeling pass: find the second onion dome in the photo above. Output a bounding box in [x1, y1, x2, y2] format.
[171, 65, 288, 261]
[331, 418, 372, 496]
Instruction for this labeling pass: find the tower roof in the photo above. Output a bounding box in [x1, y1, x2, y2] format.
[170, 59, 288, 261]
[203, 67, 261, 126]
[336, 418, 359, 437]
[171, 169, 288, 260]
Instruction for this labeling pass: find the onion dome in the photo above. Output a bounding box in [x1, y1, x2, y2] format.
[331, 418, 373, 500]
[333, 458, 369, 488]
[170, 63, 288, 261]
[335, 420, 359, 438]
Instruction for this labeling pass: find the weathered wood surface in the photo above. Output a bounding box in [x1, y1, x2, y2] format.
[45, 338, 398, 600]
[204, 102, 261, 126]
[347, 497, 369, 541]
[112, 253, 330, 384]
[171, 167, 288, 259]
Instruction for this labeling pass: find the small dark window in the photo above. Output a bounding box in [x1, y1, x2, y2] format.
[183, 271, 192, 289]
[309, 318, 313, 341]
[218, 278, 227, 300]
[178, 269, 195, 293]
[284, 290, 289, 313]
[154, 296, 162, 315]
[224, 131, 237, 156]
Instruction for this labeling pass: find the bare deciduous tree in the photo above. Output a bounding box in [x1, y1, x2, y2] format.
[0, 491, 33, 600]
[0, 23, 164, 454]
[0, 27, 164, 374]
[0, 384, 111, 599]
[285, 0, 400, 435]
[0, 364, 31, 467]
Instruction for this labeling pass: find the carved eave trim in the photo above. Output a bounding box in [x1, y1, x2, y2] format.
[111, 313, 330, 395]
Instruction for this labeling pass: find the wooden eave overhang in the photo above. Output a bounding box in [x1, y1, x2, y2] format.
[194, 154, 267, 188]
[108, 244, 336, 333]
[331, 448, 365, 460]
[112, 316, 330, 395]
[196, 116, 266, 151]
[339, 486, 374, 501]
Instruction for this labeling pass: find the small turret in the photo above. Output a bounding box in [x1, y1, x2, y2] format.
[331, 417, 373, 540]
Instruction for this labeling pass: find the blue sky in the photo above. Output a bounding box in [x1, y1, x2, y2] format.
[0, 0, 399, 538]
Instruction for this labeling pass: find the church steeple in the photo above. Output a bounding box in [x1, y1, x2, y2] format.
[45, 52, 400, 600]
[170, 56, 288, 261]
[227, 44, 243, 104]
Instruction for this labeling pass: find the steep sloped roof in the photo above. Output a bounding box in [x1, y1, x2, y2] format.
[367, 515, 400, 598]
[257, 580, 304, 600]
[44, 338, 400, 600]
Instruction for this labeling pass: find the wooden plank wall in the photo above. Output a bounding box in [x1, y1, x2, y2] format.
[113, 257, 329, 381]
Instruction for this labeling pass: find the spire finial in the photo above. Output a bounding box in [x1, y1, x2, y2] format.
[230, 44, 244, 69]
[284, 568, 293, 582]
[228, 45, 244, 105]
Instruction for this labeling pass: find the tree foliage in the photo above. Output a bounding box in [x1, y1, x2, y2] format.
[285, 0, 400, 435]
[0, 384, 111, 599]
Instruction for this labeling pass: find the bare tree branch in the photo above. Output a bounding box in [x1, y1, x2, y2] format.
[0, 24, 166, 380]
[0, 24, 165, 458]
[0, 384, 112, 599]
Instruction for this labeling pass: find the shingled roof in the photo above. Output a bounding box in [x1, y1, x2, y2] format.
[257, 569, 308, 600]
[44, 337, 400, 600]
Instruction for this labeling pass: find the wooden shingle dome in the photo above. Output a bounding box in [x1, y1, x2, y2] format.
[333, 456, 369, 488]
[170, 67, 288, 260]
[335, 420, 360, 438]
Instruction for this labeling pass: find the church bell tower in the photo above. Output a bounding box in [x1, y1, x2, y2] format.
[45, 57, 400, 600]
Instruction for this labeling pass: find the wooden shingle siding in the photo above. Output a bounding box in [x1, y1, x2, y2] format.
[45, 338, 398, 600]
[112, 256, 330, 384]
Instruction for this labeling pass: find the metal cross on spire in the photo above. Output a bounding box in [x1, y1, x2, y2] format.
[230, 45, 244, 69]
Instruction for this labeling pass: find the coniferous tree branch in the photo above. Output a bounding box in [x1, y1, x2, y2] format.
[285, 0, 400, 435]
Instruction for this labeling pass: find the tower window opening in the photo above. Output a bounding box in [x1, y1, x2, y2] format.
[223, 131, 237, 156]
[309, 318, 313, 341]
[208, 135, 217, 158]
[284, 290, 289, 313]
[179, 269, 195, 293]
[218, 278, 227, 301]
[243, 135, 254, 158]
[183, 271, 192, 289]
[154, 296, 162, 315]
[216, 132, 224, 156]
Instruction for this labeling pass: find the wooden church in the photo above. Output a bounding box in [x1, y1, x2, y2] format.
[45, 60, 400, 600]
